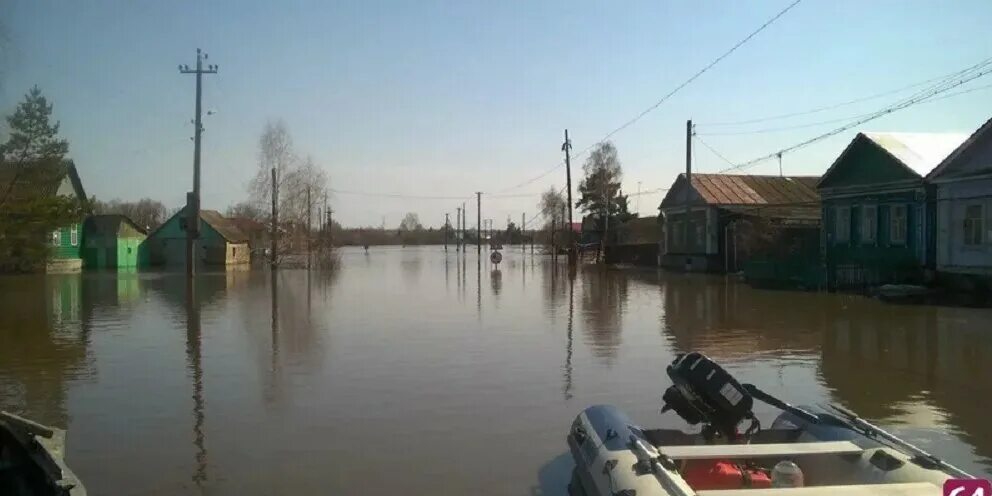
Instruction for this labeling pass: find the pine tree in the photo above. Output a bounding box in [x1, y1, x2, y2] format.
[1, 85, 69, 162]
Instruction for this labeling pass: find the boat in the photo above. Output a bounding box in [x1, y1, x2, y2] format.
[0, 411, 86, 495]
[567, 352, 973, 496]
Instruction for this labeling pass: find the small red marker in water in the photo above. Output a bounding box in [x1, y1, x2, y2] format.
[944, 479, 991, 496]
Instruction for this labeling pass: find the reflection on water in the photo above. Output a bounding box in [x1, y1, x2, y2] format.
[1, 249, 990, 494]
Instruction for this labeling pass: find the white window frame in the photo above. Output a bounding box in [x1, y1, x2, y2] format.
[861, 205, 877, 245]
[70, 224, 78, 246]
[52, 230, 60, 246]
[835, 206, 850, 244]
[963, 203, 984, 247]
[889, 204, 907, 245]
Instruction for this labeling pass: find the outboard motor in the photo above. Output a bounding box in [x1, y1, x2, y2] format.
[661, 352, 755, 441]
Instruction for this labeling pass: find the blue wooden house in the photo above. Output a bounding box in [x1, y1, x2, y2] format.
[817, 132, 966, 288]
[926, 117, 992, 290]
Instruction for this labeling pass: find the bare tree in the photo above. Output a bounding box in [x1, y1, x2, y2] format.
[282, 155, 328, 225]
[249, 120, 296, 215]
[539, 187, 567, 230]
[399, 212, 422, 231]
[92, 197, 167, 231]
[225, 201, 265, 221]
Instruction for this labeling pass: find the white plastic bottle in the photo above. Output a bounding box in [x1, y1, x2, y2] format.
[771, 460, 805, 488]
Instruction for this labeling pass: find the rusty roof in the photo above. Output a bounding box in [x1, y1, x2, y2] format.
[200, 210, 249, 243]
[661, 173, 820, 207]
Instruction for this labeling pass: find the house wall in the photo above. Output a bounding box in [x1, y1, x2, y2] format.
[660, 207, 722, 271]
[935, 177, 992, 275]
[821, 189, 926, 287]
[147, 214, 248, 267]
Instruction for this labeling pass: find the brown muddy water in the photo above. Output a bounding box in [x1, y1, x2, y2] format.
[1, 246, 990, 495]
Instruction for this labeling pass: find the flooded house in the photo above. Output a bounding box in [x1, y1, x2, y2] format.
[658, 173, 821, 274]
[817, 132, 966, 289]
[925, 117, 992, 290]
[145, 209, 250, 268]
[81, 214, 148, 269]
[0, 160, 88, 273]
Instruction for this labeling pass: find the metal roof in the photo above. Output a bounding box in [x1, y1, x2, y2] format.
[200, 210, 249, 243]
[862, 132, 968, 177]
[926, 117, 992, 181]
[661, 173, 820, 207]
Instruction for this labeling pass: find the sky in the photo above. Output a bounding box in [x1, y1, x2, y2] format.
[2, 0, 992, 228]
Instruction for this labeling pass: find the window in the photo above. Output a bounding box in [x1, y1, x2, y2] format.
[861, 205, 877, 244]
[52, 230, 60, 246]
[70, 224, 78, 246]
[890, 205, 907, 245]
[695, 224, 704, 249]
[834, 206, 850, 244]
[671, 220, 683, 250]
[964, 204, 984, 246]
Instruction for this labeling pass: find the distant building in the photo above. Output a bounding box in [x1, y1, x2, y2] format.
[145, 209, 250, 268]
[925, 118, 992, 289]
[0, 160, 88, 273]
[81, 214, 148, 269]
[659, 173, 821, 273]
[818, 132, 966, 288]
[606, 217, 663, 266]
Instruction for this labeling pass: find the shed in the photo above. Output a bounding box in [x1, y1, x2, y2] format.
[818, 132, 966, 288]
[145, 208, 250, 268]
[658, 173, 821, 273]
[82, 214, 148, 269]
[925, 117, 992, 288]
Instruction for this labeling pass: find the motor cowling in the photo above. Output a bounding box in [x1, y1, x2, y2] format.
[661, 352, 754, 440]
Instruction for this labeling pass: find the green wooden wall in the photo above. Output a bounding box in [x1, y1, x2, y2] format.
[51, 223, 82, 260]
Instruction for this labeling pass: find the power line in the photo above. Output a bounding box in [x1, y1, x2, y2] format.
[694, 135, 738, 168]
[719, 59, 992, 173]
[327, 188, 473, 201]
[594, 0, 804, 146]
[493, 0, 802, 194]
[697, 68, 971, 127]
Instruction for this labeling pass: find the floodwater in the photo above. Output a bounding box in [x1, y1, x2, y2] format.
[1, 246, 990, 495]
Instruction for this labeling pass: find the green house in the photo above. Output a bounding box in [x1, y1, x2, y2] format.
[0, 160, 87, 273]
[145, 208, 250, 269]
[82, 214, 148, 269]
[818, 132, 966, 288]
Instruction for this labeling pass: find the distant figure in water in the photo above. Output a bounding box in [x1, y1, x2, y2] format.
[364, 244, 369, 252]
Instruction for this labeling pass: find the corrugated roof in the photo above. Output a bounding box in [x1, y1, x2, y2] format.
[667, 173, 820, 206]
[200, 210, 249, 243]
[862, 132, 968, 176]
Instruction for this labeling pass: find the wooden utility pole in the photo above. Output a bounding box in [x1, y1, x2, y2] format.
[552, 218, 557, 260]
[456, 207, 462, 251]
[270, 167, 278, 268]
[179, 48, 217, 278]
[685, 119, 693, 265]
[521, 213, 525, 249]
[563, 129, 574, 264]
[461, 202, 466, 251]
[476, 192, 482, 255]
[306, 185, 312, 270]
[444, 213, 450, 251]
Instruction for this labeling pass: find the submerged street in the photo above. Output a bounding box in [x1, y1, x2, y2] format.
[1, 247, 991, 495]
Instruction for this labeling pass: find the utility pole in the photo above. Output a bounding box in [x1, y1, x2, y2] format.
[777, 152, 783, 177]
[328, 207, 334, 247]
[179, 48, 218, 278]
[456, 207, 462, 251]
[476, 192, 482, 255]
[563, 129, 574, 263]
[461, 202, 466, 251]
[271, 167, 278, 268]
[522, 213, 525, 248]
[306, 185, 311, 270]
[444, 213, 450, 251]
[685, 119, 693, 266]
